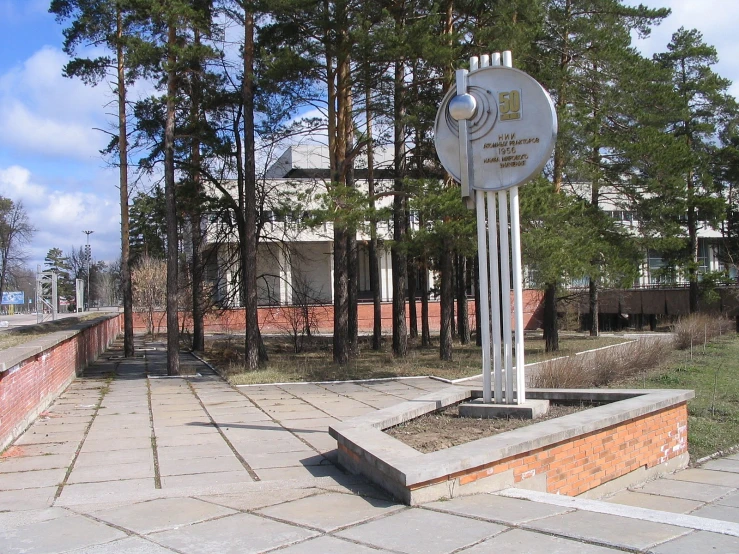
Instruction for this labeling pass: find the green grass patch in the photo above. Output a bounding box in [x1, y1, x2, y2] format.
[617, 335, 739, 462]
[204, 333, 629, 386]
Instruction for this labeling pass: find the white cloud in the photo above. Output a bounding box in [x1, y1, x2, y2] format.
[0, 46, 113, 160]
[0, 165, 121, 265]
[635, 0, 739, 97]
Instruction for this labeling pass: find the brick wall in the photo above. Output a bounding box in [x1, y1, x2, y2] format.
[132, 290, 545, 335]
[0, 315, 122, 451]
[414, 403, 688, 496]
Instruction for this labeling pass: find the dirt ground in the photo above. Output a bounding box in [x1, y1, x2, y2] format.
[385, 403, 587, 453]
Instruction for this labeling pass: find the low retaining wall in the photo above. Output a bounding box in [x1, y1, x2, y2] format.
[0, 314, 122, 451]
[132, 291, 545, 335]
[330, 387, 693, 505]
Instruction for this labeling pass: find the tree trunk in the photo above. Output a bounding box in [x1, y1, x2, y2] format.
[189, 28, 204, 352]
[348, 232, 358, 356]
[421, 254, 430, 347]
[243, 8, 260, 369]
[391, 56, 407, 358]
[117, 8, 134, 358]
[164, 19, 180, 376]
[688, 170, 699, 312]
[408, 256, 418, 338]
[333, 225, 350, 364]
[456, 254, 470, 344]
[543, 282, 559, 352]
[366, 79, 382, 351]
[439, 240, 453, 361]
[588, 278, 599, 337]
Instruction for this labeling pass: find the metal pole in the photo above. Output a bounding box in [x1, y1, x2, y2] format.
[487, 192, 502, 403]
[83, 230, 94, 311]
[510, 186, 526, 403]
[498, 190, 514, 403]
[476, 191, 492, 403]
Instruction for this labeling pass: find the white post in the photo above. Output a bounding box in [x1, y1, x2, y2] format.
[498, 190, 514, 403]
[476, 191, 492, 403]
[486, 192, 503, 403]
[510, 186, 526, 403]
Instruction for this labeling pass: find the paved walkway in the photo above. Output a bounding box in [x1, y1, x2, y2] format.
[1, 339, 738, 553]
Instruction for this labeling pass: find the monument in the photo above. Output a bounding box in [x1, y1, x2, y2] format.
[434, 51, 557, 413]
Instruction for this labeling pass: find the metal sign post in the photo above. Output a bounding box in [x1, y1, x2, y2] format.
[434, 52, 557, 406]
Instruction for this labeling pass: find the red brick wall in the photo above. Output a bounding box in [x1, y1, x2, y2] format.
[413, 403, 688, 496]
[132, 290, 545, 335]
[0, 315, 122, 451]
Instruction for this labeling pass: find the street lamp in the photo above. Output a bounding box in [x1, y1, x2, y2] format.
[83, 230, 94, 310]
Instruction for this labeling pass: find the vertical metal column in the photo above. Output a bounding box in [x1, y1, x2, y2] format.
[457, 50, 527, 405]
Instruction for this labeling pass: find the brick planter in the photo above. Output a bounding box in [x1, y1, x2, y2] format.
[329, 387, 693, 505]
[0, 314, 122, 451]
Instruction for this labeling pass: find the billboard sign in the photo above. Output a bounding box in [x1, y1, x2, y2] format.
[2, 291, 25, 305]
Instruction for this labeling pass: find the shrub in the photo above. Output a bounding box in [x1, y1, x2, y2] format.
[529, 338, 673, 388]
[672, 313, 733, 350]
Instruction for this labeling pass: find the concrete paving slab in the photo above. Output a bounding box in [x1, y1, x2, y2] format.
[0, 507, 70, 530]
[603, 490, 704, 514]
[0, 486, 56, 511]
[458, 528, 621, 553]
[2, 442, 79, 457]
[154, 432, 225, 448]
[637, 478, 735, 502]
[522, 510, 690, 550]
[0, 453, 71, 473]
[229, 438, 309, 455]
[81, 436, 152, 452]
[158, 455, 245, 477]
[161, 470, 253, 488]
[14, 430, 85, 445]
[242, 450, 326, 469]
[690, 504, 739, 524]
[702, 458, 739, 474]
[0, 468, 66, 490]
[1, 511, 126, 554]
[719, 492, 739, 508]
[75, 448, 153, 468]
[90, 497, 237, 534]
[276, 535, 397, 553]
[651, 530, 739, 553]
[197, 488, 321, 511]
[667, 468, 739, 488]
[256, 465, 342, 482]
[59, 478, 156, 504]
[65, 536, 177, 553]
[336, 507, 506, 554]
[67, 461, 155, 483]
[157, 443, 234, 461]
[425, 494, 572, 524]
[257, 491, 402, 531]
[149, 512, 318, 554]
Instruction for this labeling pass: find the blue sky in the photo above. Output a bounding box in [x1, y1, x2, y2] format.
[0, 0, 738, 268]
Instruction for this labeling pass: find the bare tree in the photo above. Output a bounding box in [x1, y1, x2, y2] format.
[132, 255, 167, 335]
[0, 199, 35, 305]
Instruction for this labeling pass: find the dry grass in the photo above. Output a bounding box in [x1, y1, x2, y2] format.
[529, 338, 673, 389]
[203, 333, 631, 385]
[0, 314, 110, 351]
[672, 313, 734, 350]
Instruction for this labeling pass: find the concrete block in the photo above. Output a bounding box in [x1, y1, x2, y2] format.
[458, 399, 549, 419]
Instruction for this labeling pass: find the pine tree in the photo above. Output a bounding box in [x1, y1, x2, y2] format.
[49, 0, 154, 357]
[654, 28, 737, 311]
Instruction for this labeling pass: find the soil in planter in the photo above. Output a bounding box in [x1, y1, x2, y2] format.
[386, 403, 588, 453]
